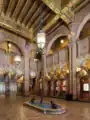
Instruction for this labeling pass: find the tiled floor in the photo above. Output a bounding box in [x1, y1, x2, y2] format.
[0, 96, 90, 120]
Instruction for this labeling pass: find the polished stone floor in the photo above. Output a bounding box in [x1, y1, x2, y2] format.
[0, 95, 90, 120]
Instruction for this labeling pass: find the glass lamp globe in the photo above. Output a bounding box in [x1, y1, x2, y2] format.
[37, 30, 46, 49]
[14, 55, 21, 62]
[30, 71, 36, 78]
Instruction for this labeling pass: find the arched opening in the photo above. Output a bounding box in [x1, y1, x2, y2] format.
[76, 13, 90, 40]
[76, 14, 90, 101]
[79, 20, 90, 40]
[0, 41, 24, 97]
[44, 35, 69, 99]
[46, 34, 68, 54]
[48, 36, 69, 55]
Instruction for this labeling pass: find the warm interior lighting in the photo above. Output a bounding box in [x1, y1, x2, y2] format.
[60, 39, 64, 44]
[71, 31, 75, 36]
[76, 67, 81, 72]
[34, 59, 38, 62]
[8, 43, 11, 48]
[37, 30, 46, 49]
[30, 71, 36, 78]
[14, 55, 21, 62]
[68, 32, 75, 39]
[66, 70, 69, 73]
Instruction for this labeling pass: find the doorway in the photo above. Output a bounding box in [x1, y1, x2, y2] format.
[80, 76, 90, 101]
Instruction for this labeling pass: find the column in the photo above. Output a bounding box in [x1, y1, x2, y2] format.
[68, 22, 77, 100]
[68, 43, 73, 93]
[71, 40, 77, 100]
[42, 48, 47, 96]
[69, 40, 77, 99]
[43, 48, 47, 76]
[24, 50, 30, 96]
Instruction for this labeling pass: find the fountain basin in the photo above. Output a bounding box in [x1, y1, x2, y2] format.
[23, 101, 67, 115]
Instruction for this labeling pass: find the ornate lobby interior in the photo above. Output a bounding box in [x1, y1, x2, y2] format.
[0, 0, 90, 119]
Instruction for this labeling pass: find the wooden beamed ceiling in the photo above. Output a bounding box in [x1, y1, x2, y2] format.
[2, 0, 58, 36]
[0, 0, 89, 41]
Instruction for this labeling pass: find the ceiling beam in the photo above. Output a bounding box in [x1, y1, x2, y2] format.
[26, 3, 45, 28]
[1, 0, 8, 13]
[12, 0, 25, 20]
[17, 0, 32, 23]
[47, 21, 63, 36]
[0, 15, 33, 41]
[23, 0, 38, 25]
[42, 0, 83, 31]
[43, 15, 60, 31]
[6, 0, 18, 17]
[35, 12, 51, 32]
[30, 7, 50, 30]
[26, 1, 41, 27]
[74, 0, 90, 13]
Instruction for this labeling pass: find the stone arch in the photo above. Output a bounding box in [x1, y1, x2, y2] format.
[76, 13, 90, 40]
[0, 39, 24, 56]
[46, 34, 68, 54]
[0, 40, 23, 56]
[0, 29, 25, 56]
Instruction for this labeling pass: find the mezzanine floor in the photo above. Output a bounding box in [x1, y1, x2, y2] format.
[0, 96, 90, 120]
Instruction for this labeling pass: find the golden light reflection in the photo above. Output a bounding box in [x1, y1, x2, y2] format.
[79, 69, 88, 77]
[50, 38, 69, 54]
[49, 49, 54, 55]
[76, 67, 81, 72]
[83, 59, 90, 70]
[50, 67, 54, 75]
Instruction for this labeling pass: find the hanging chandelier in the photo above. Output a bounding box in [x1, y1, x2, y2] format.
[37, 30, 46, 50]
[14, 55, 21, 62]
[36, 0, 46, 50]
[6, 41, 12, 54]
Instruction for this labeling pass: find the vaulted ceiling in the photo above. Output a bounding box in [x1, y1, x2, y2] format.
[0, 0, 89, 42]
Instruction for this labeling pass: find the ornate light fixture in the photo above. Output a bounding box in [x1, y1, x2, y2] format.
[30, 70, 36, 78]
[6, 41, 12, 54]
[60, 39, 64, 44]
[14, 55, 21, 62]
[34, 58, 38, 62]
[76, 67, 81, 72]
[37, 30, 46, 50]
[36, 0, 46, 50]
[8, 43, 11, 48]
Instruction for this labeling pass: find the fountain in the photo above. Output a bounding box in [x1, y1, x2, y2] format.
[23, 100, 67, 115]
